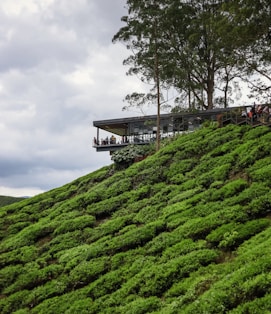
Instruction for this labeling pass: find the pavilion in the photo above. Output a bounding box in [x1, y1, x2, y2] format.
[92, 105, 270, 153]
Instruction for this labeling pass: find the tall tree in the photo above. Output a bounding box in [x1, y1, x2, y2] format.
[221, 0, 271, 101]
[114, 0, 242, 112]
[113, 0, 271, 120]
[113, 1, 165, 150]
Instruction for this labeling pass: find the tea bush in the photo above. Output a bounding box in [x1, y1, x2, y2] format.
[7, 221, 31, 235]
[64, 298, 94, 314]
[53, 215, 95, 235]
[1, 219, 56, 252]
[165, 158, 197, 179]
[167, 187, 202, 205]
[0, 265, 23, 290]
[162, 239, 207, 260]
[3, 262, 63, 295]
[46, 230, 85, 256]
[229, 293, 271, 314]
[30, 288, 88, 314]
[243, 125, 270, 140]
[108, 220, 165, 253]
[67, 256, 109, 288]
[117, 296, 162, 314]
[87, 268, 125, 299]
[0, 290, 29, 314]
[0, 245, 38, 266]
[218, 218, 270, 250]
[1, 124, 271, 313]
[144, 231, 185, 255]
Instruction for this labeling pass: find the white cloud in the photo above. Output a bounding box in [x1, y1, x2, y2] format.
[0, 0, 144, 197]
[0, 186, 44, 198]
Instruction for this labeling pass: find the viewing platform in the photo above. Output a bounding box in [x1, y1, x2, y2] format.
[92, 104, 271, 153]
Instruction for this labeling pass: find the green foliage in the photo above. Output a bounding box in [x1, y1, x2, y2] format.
[207, 219, 270, 250]
[1, 125, 271, 313]
[0, 196, 25, 207]
[111, 144, 152, 169]
[117, 296, 162, 313]
[53, 215, 95, 235]
[209, 179, 248, 201]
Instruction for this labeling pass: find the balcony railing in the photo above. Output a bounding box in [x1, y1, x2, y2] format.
[93, 104, 271, 153]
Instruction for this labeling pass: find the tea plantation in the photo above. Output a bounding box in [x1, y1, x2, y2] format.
[0, 196, 25, 208]
[1, 124, 271, 313]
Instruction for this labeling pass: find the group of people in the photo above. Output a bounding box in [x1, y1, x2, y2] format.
[93, 135, 117, 146]
[242, 104, 271, 122]
[93, 135, 131, 146]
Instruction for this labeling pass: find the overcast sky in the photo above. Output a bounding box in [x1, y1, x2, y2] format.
[0, 0, 149, 197]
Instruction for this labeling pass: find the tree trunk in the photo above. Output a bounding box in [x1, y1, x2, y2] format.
[154, 20, 161, 152]
[207, 64, 215, 109]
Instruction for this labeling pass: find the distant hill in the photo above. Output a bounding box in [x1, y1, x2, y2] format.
[0, 195, 25, 207]
[0, 124, 271, 313]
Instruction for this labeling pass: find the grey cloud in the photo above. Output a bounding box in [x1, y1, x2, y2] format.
[45, 0, 126, 44]
[0, 19, 87, 72]
[0, 0, 136, 196]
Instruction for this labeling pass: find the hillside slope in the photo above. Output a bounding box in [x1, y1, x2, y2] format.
[0, 124, 271, 314]
[0, 196, 25, 208]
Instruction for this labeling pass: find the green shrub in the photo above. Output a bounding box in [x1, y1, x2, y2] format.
[245, 192, 271, 217]
[167, 188, 202, 205]
[144, 231, 185, 255]
[67, 256, 109, 288]
[162, 239, 207, 260]
[210, 179, 248, 201]
[87, 268, 125, 299]
[248, 163, 271, 184]
[230, 291, 271, 313]
[6, 221, 31, 235]
[13, 309, 29, 314]
[137, 249, 218, 297]
[94, 214, 134, 238]
[1, 220, 55, 250]
[117, 296, 162, 314]
[0, 290, 29, 314]
[218, 219, 270, 250]
[0, 246, 38, 266]
[110, 248, 145, 271]
[111, 145, 151, 169]
[206, 222, 237, 247]
[3, 262, 62, 294]
[133, 205, 161, 224]
[243, 125, 270, 140]
[30, 288, 88, 314]
[87, 193, 131, 218]
[47, 230, 85, 256]
[0, 265, 23, 290]
[65, 298, 94, 314]
[53, 215, 95, 235]
[103, 177, 133, 198]
[165, 158, 197, 179]
[108, 220, 165, 253]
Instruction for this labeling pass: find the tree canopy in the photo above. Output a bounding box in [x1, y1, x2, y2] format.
[113, 0, 271, 111]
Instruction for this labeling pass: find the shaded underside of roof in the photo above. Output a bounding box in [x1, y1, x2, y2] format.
[92, 109, 228, 136]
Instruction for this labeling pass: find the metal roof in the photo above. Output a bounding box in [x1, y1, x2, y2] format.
[92, 108, 233, 136]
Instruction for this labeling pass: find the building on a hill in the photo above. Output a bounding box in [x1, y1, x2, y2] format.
[92, 104, 271, 153]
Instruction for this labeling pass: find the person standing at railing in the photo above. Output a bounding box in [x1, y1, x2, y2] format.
[110, 135, 116, 144]
[241, 109, 247, 117]
[262, 106, 271, 122]
[248, 106, 257, 122]
[256, 104, 263, 119]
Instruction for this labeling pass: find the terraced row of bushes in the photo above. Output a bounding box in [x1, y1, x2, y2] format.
[0, 124, 271, 313]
